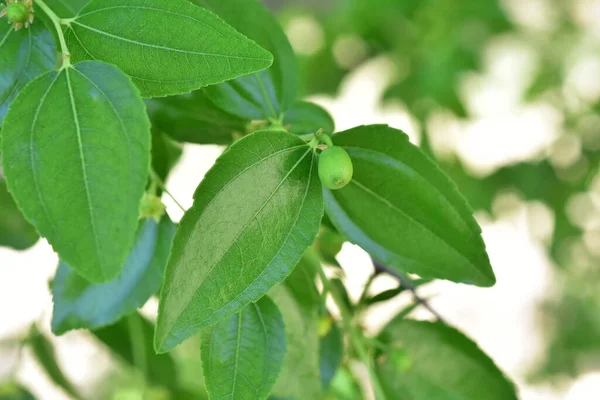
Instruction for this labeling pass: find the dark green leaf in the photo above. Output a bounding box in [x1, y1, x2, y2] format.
[28, 327, 81, 399]
[201, 296, 286, 400]
[270, 283, 321, 400]
[324, 125, 495, 287]
[155, 130, 323, 352]
[65, 0, 273, 98]
[319, 320, 343, 389]
[92, 314, 178, 390]
[151, 130, 183, 183]
[0, 178, 38, 250]
[376, 320, 517, 400]
[146, 91, 246, 145]
[0, 383, 35, 400]
[284, 248, 321, 308]
[364, 287, 404, 306]
[43, 0, 88, 17]
[331, 278, 353, 312]
[1, 61, 151, 283]
[283, 101, 335, 135]
[0, 20, 56, 124]
[194, 0, 298, 119]
[51, 215, 176, 334]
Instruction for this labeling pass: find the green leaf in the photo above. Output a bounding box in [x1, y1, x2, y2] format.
[51, 215, 176, 334]
[270, 283, 322, 400]
[201, 296, 286, 400]
[283, 101, 335, 135]
[0, 20, 56, 125]
[155, 130, 323, 352]
[43, 0, 89, 17]
[1, 61, 151, 283]
[376, 320, 518, 400]
[65, 0, 273, 98]
[0, 178, 38, 250]
[319, 320, 343, 389]
[146, 91, 246, 145]
[28, 327, 81, 399]
[0, 383, 35, 400]
[194, 0, 298, 119]
[324, 125, 495, 287]
[151, 130, 183, 183]
[92, 313, 178, 390]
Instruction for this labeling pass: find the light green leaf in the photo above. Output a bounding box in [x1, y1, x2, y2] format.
[146, 91, 246, 145]
[377, 320, 518, 400]
[0, 178, 38, 250]
[64, 0, 273, 98]
[0, 383, 36, 400]
[194, 0, 298, 119]
[0, 21, 56, 125]
[28, 326, 81, 399]
[324, 125, 495, 287]
[201, 296, 286, 400]
[283, 101, 335, 135]
[51, 215, 176, 334]
[1, 61, 151, 283]
[43, 0, 89, 17]
[92, 313, 179, 390]
[270, 279, 322, 400]
[155, 130, 323, 352]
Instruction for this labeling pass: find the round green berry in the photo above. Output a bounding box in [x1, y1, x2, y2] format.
[6, 2, 28, 23]
[318, 146, 353, 190]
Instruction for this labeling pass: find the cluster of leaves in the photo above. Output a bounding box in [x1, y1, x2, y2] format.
[0, 0, 524, 399]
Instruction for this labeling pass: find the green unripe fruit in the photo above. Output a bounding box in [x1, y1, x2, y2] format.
[318, 146, 353, 190]
[6, 2, 28, 23]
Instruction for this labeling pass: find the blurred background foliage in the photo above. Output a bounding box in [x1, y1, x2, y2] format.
[1, 0, 600, 398]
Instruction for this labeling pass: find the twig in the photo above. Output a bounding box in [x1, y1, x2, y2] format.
[371, 258, 445, 323]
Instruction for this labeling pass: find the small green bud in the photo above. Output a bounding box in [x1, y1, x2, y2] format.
[6, 2, 28, 23]
[139, 193, 166, 222]
[318, 146, 353, 190]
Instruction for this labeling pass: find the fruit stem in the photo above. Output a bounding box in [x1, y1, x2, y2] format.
[150, 169, 186, 213]
[316, 264, 388, 400]
[34, 0, 71, 68]
[315, 129, 334, 148]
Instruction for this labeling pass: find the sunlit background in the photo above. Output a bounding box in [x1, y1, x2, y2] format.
[2, 0, 600, 398]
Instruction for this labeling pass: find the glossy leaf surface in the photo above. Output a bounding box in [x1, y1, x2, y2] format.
[65, 0, 273, 97]
[195, 0, 298, 119]
[51, 215, 175, 334]
[1, 61, 151, 283]
[324, 125, 495, 287]
[377, 320, 518, 400]
[43, 0, 89, 17]
[146, 91, 246, 145]
[156, 130, 323, 352]
[201, 296, 285, 400]
[0, 21, 56, 124]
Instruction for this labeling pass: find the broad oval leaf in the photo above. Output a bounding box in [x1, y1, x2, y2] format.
[195, 0, 298, 119]
[1, 61, 151, 283]
[155, 130, 323, 352]
[65, 0, 273, 98]
[0, 178, 38, 250]
[283, 101, 335, 135]
[43, 0, 89, 17]
[376, 320, 518, 400]
[201, 296, 286, 400]
[92, 313, 178, 390]
[51, 215, 176, 334]
[146, 91, 246, 145]
[0, 21, 56, 124]
[324, 125, 495, 287]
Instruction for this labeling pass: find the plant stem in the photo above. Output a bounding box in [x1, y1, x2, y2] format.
[127, 314, 148, 387]
[372, 258, 444, 322]
[34, 0, 71, 68]
[150, 169, 186, 213]
[317, 265, 388, 400]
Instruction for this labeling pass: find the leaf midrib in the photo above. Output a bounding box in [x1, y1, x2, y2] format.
[70, 21, 272, 61]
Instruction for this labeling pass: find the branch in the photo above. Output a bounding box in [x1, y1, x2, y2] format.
[371, 258, 445, 323]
